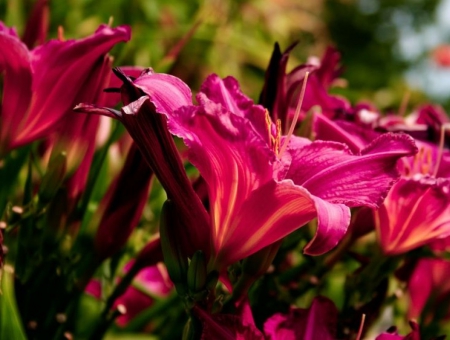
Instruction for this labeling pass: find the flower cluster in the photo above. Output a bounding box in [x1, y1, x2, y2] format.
[1, 4, 450, 340]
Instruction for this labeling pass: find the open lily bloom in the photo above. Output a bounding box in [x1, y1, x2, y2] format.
[77, 71, 416, 270]
[166, 74, 416, 269]
[0, 22, 130, 154]
[312, 104, 450, 254]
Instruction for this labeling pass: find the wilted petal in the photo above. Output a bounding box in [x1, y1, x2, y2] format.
[285, 133, 417, 208]
[376, 175, 450, 255]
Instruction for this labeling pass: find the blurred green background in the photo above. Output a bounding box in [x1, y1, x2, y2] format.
[3, 0, 450, 112]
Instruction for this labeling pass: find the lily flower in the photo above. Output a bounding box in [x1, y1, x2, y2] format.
[167, 74, 416, 269]
[77, 71, 416, 270]
[0, 22, 130, 154]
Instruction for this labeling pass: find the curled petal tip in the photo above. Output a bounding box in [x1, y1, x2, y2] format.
[73, 103, 122, 119]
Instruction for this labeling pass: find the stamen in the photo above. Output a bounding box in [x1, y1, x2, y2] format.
[264, 110, 282, 155]
[398, 91, 410, 117]
[274, 119, 281, 155]
[433, 123, 450, 177]
[355, 314, 366, 340]
[265, 109, 273, 147]
[279, 71, 309, 156]
[57, 26, 65, 42]
[108, 16, 114, 27]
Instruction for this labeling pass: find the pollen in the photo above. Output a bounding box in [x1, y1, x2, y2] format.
[264, 109, 282, 155]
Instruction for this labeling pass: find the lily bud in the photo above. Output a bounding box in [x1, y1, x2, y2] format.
[38, 152, 67, 206]
[187, 250, 207, 294]
[160, 200, 188, 296]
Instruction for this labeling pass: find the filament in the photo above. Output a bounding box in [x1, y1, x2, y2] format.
[279, 71, 309, 156]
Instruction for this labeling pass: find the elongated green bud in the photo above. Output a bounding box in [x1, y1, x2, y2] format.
[160, 199, 188, 296]
[39, 152, 67, 206]
[187, 250, 206, 294]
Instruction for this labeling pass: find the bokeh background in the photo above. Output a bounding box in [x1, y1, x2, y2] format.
[3, 0, 450, 113]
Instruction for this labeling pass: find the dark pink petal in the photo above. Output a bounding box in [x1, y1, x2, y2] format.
[119, 97, 211, 258]
[12, 24, 130, 148]
[168, 99, 275, 265]
[0, 31, 32, 152]
[264, 296, 338, 340]
[315, 46, 344, 88]
[85, 279, 102, 299]
[56, 56, 112, 200]
[199, 74, 270, 144]
[376, 175, 450, 255]
[133, 70, 192, 113]
[408, 258, 450, 320]
[22, 0, 49, 48]
[94, 143, 153, 260]
[313, 113, 375, 153]
[285, 133, 417, 208]
[103, 66, 144, 108]
[194, 307, 264, 340]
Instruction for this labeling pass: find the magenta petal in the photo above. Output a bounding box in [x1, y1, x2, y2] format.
[0, 32, 32, 152]
[376, 175, 450, 255]
[304, 195, 350, 255]
[133, 71, 192, 114]
[168, 101, 275, 264]
[199, 74, 271, 145]
[214, 180, 316, 266]
[264, 296, 338, 340]
[214, 179, 349, 266]
[285, 133, 417, 208]
[313, 113, 374, 153]
[13, 25, 130, 147]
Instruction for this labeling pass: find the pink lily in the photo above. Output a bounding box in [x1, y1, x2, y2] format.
[77, 71, 416, 270]
[167, 74, 416, 269]
[0, 22, 130, 154]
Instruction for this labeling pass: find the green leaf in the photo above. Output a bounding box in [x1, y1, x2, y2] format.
[0, 267, 27, 340]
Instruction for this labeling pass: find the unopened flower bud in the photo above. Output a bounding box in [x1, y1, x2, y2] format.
[160, 200, 188, 296]
[39, 152, 67, 206]
[187, 250, 207, 294]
